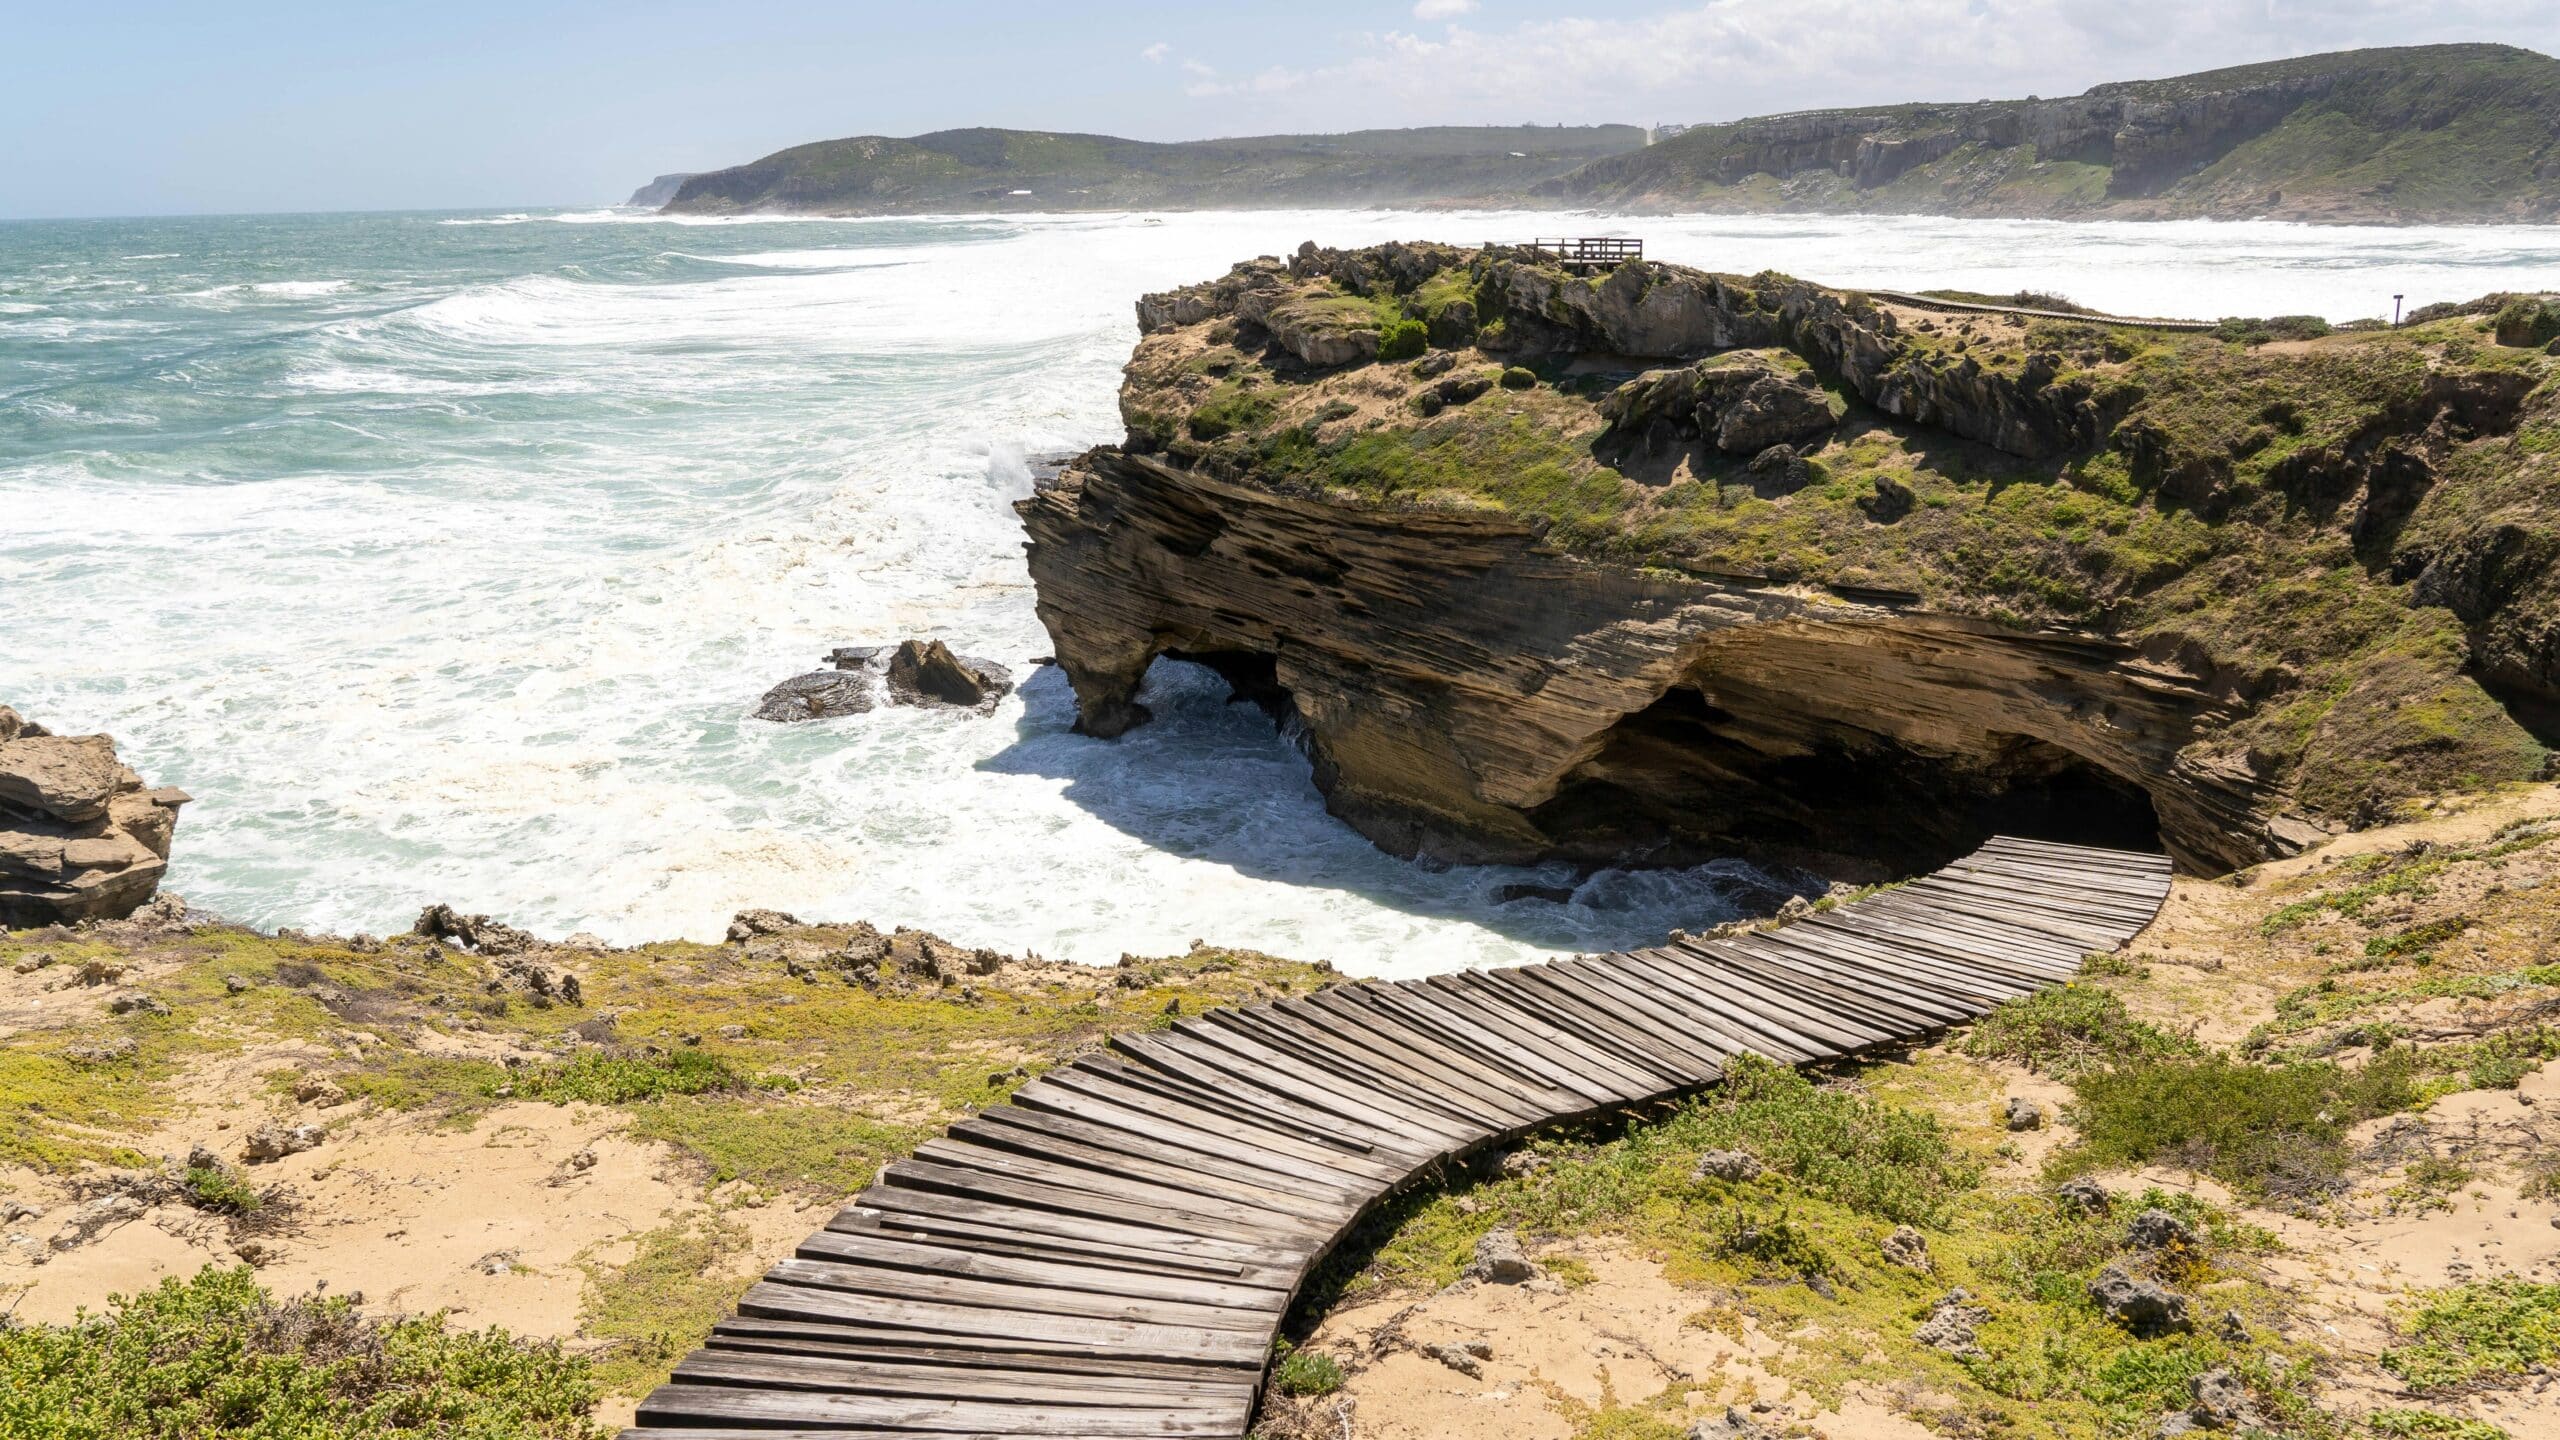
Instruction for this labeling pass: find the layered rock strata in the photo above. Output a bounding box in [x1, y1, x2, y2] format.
[0, 709, 190, 926]
[1023, 451, 2302, 875]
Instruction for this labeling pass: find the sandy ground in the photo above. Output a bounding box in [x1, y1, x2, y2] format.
[0, 1038, 823, 1375]
[1291, 1241, 1938, 1440]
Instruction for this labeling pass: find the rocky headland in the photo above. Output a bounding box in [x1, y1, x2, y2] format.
[1021, 241, 2560, 878]
[0, 708, 188, 927]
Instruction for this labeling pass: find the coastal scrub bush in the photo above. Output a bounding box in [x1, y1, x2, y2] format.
[2064, 1049, 2417, 1200]
[2365, 1411, 2509, 1440]
[1498, 365, 1536, 390]
[504, 1048, 769, 1105]
[0, 1265, 605, 1440]
[1961, 985, 2193, 1076]
[180, 1163, 263, 1216]
[1271, 1345, 1343, 1396]
[2382, 1280, 2560, 1391]
[2211, 314, 2333, 345]
[2492, 296, 2560, 348]
[1375, 317, 1427, 362]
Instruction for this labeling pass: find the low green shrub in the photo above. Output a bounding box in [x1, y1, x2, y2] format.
[1186, 382, 1275, 441]
[2367, 916, 2471, 961]
[504, 1049, 768, 1105]
[2491, 296, 2560, 348]
[2212, 314, 2334, 346]
[2064, 1049, 2417, 1200]
[1498, 365, 1536, 390]
[1963, 985, 2192, 1076]
[2368, 1409, 2510, 1439]
[1271, 1346, 1344, 1396]
[1376, 318, 1427, 362]
[2382, 1280, 2560, 1391]
[0, 1265, 604, 1439]
[181, 1164, 263, 1216]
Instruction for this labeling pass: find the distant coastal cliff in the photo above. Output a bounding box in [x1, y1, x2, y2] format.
[647, 44, 2560, 225]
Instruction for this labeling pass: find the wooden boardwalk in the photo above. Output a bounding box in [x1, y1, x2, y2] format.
[623, 836, 2172, 1439]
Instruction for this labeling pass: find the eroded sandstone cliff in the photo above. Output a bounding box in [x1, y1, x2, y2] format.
[1022, 244, 2560, 877]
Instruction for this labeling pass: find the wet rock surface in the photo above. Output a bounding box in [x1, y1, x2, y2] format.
[754, 640, 1014, 722]
[0, 708, 190, 926]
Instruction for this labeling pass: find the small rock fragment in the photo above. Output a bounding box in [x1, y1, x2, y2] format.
[2056, 1176, 2111, 1213]
[2216, 1308, 2249, 1342]
[47, 1194, 144, 1251]
[2183, 1366, 2260, 1430]
[1496, 1150, 1547, 1179]
[240, 1122, 325, 1165]
[1914, 1287, 1990, 1356]
[1881, 1224, 1932, 1272]
[2004, 1096, 2042, 1131]
[2126, 1208, 2199, 1251]
[726, 908, 800, 943]
[2089, 1264, 2191, 1337]
[1692, 1149, 1764, 1182]
[222, 973, 251, 994]
[1464, 1228, 1538, 1285]
[1426, 1342, 1482, 1378]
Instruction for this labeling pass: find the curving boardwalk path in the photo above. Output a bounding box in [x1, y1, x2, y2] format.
[623, 836, 2172, 1439]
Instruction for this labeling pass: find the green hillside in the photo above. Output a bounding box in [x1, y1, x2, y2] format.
[1544, 44, 2560, 223]
[658, 125, 1647, 214]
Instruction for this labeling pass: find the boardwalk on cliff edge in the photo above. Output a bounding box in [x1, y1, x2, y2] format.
[622, 835, 2174, 1439]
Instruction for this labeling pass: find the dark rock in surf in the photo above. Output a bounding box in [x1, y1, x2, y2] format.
[885, 640, 1014, 714]
[754, 670, 875, 723]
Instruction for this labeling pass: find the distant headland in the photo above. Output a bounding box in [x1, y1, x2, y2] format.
[640, 44, 2560, 225]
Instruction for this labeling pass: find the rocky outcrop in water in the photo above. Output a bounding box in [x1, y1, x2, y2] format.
[0, 709, 189, 927]
[753, 641, 1014, 722]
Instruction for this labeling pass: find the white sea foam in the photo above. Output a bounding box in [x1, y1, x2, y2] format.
[13, 207, 2560, 975]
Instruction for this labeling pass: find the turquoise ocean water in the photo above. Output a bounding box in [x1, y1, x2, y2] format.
[5, 207, 2555, 972]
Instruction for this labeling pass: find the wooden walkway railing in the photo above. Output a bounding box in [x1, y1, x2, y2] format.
[621, 835, 2172, 1439]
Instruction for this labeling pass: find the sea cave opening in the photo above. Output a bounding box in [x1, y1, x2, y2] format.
[1530, 684, 2165, 877]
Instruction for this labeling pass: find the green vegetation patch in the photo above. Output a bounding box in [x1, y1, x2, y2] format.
[2382, 1281, 2560, 1392]
[1962, 985, 2195, 1076]
[504, 1048, 781, 1106]
[2062, 1049, 2417, 1201]
[0, 1265, 604, 1440]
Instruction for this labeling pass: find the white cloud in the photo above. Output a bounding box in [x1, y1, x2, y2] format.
[1140, 41, 1171, 63]
[1413, 0, 1479, 18]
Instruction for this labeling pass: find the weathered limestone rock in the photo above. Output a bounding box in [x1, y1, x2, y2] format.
[1914, 1287, 1990, 1355]
[1692, 1149, 1764, 1182]
[241, 1122, 325, 1165]
[0, 710, 189, 926]
[884, 640, 1014, 713]
[1464, 1228, 1538, 1284]
[1022, 450, 2307, 874]
[2090, 1263, 2192, 1336]
[414, 904, 538, 956]
[1880, 1224, 1932, 1272]
[2005, 1096, 2043, 1131]
[2126, 1207, 2200, 1251]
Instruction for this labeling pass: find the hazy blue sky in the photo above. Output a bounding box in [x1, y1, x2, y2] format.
[6, 1, 2556, 218]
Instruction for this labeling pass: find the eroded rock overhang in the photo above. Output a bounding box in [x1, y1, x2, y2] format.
[1021, 449, 2314, 876]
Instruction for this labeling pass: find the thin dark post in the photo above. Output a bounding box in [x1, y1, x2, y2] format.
[2393, 293, 2404, 327]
